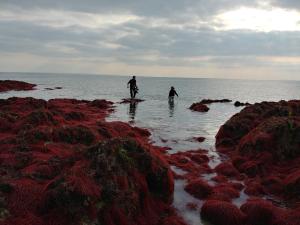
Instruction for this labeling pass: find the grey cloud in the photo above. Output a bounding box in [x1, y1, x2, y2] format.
[1, 0, 259, 18]
[0, 0, 299, 76]
[271, 0, 300, 10]
[1, 19, 300, 64]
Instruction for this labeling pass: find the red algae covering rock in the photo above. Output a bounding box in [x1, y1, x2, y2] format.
[167, 149, 212, 181]
[189, 103, 210, 112]
[184, 179, 212, 199]
[200, 99, 232, 104]
[0, 97, 185, 225]
[241, 199, 281, 225]
[283, 169, 300, 196]
[200, 200, 245, 225]
[214, 162, 240, 178]
[215, 100, 300, 222]
[0, 80, 36, 92]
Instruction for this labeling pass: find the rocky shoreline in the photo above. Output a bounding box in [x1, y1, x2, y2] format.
[207, 100, 300, 225]
[0, 97, 186, 225]
[168, 100, 300, 225]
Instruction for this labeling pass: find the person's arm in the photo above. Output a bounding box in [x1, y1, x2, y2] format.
[175, 91, 179, 97]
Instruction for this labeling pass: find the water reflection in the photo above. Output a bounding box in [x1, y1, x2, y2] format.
[168, 97, 175, 117]
[128, 101, 137, 121]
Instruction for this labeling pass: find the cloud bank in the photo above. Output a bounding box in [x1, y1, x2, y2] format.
[0, 0, 299, 79]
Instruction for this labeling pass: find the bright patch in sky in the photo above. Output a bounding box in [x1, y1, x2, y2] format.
[216, 7, 300, 32]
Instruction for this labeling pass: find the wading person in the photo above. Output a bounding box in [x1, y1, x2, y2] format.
[127, 76, 138, 98]
[168, 86, 178, 101]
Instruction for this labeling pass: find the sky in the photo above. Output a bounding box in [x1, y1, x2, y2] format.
[0, 0, 300, 80]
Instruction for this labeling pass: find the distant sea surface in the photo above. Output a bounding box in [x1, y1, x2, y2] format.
[1, 72, 300, 225]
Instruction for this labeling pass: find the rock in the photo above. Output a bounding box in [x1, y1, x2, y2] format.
[200, 99, 232, 104]
[212, 183, 240, 200]
[0, 97, 184, 225]
[283, 169, 300, 196]
[0, 80, 36, 92]
[241, 199, 281, 225]
[238, 116, 300, 159]
[200, 200, 245, 225]
[234, 101, 251, 107]
[215, 100, 300, 208]
[184, 179, 212, 199]
[44, 87, 62, 91]
[194, 136, 205, 142]
[216, 100, 300, 156]
[214, 162, 240, 178]
[189, 103, 210, 112]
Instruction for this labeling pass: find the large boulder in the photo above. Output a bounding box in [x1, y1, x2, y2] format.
[215, 100, 300, 206]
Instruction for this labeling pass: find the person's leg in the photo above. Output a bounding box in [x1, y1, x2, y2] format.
[130, 88, 134, 98]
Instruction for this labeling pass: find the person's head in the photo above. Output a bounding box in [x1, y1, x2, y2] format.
[171, 86, 175, 90]
[133, 76, 136, 79]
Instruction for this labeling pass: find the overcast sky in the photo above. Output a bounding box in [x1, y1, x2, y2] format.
[0, 0, 300, 79]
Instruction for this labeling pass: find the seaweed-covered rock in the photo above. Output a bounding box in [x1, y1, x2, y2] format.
[200, 200, 245, 225]
[189, 103, 209, 112]
[0, 80, 36, 92]
[0, 97, 183, 225]
[241, 199, 280, 225]
[215, 100, 300, 211]
[283, 169, 300, 196]
[200, 99, 232, 104]
[184, 179, 212, 199]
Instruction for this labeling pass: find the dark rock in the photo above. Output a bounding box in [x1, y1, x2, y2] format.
[200, 99, 232, 104]
[189, 103, 210, 112]
[0, 80, 36, 92]
[234, 101, 251, 107]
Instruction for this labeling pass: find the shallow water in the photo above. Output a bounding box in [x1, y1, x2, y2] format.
[1, 72, 300, 224]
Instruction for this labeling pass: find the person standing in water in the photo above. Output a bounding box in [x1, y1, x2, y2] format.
[168, 86, 178, 100]
[168, 86, 178, 117]
[127, 76, 138, 98]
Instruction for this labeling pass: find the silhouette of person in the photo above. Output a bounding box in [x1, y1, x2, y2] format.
[168, 86, 178, 100]
[127, 76, 138, 99]
[168, 86, 178, 117]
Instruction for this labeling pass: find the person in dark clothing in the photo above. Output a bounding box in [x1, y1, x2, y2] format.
[168, 86, 178, 99]
[127, 76, 138, 98]
[168, 86, 178, 117]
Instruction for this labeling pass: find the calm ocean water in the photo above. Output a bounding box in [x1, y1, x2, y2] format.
[1, 72, 300, 224]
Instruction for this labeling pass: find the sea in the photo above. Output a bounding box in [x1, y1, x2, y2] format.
[1, 72, 300, 225]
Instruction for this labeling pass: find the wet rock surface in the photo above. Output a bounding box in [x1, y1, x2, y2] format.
[189, 103, 210, 112]
[234, 101, 251, 107]
[0, 97, 184, 225]
[200, 99, 232, 104]
[0, 80, 36, 92]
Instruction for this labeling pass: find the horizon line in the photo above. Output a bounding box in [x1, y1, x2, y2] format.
[0, 71, 299, 82]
